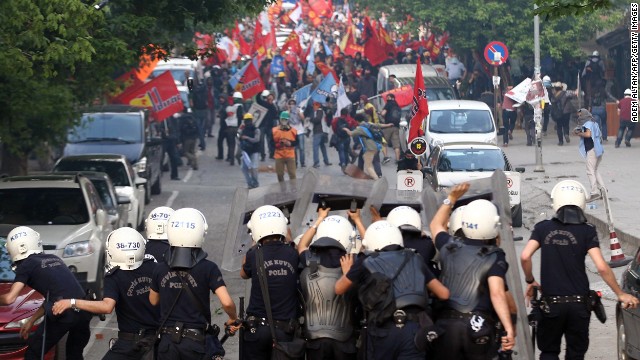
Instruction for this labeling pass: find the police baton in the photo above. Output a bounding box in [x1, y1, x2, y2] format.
[529, 286, 540, 349]
[238, 296, 245, 359]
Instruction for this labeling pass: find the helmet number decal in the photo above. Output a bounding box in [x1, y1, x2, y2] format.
[171, 221, 196, 229]
[10, 231, 28, 241]
[258, 211, 282, 220]
[151, 212, 171, 220]
[462, 222, 478, 230]
[116, 242, 141, 250]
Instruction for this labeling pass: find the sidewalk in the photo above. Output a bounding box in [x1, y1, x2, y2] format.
[502, 128, 640, 251]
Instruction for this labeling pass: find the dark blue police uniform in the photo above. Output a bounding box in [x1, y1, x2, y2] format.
[402, 232, 439, 277]
[103, 259, 159, 360]
[151, 258, 226, 360]
[14, 253, 91, 360]
[242, 241, 300, 360]
[530, 219, 598, 359]
[432, 232, 508, 360]
[145, 240, 170, 263]
[346, 245, 434, 360]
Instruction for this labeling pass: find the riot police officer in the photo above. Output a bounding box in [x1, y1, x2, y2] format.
[144, 206, 174, 262]
[521, 180, 639, 359]
[335, 220, 449, 360]
[53, 227, 159, 359]
[386, 205, 438, 276]
[297, 207, 357, 360]
[149, 208, 239, 360]
[0, 226, 91, 359]
[429, 183, 515, 359]
[240, 205, 300, 360]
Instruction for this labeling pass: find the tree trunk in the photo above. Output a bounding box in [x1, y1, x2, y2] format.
[0, 143, 28, 176]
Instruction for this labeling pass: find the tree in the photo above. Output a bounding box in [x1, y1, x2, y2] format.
[0, 0, 266, 175]
[532, 0, 621, 18]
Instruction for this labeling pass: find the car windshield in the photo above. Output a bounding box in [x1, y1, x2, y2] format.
[0, 237, 15, 282]
[438, 149, 506, 172]
[179, 90, 189, 108]
[150, 68, 189, 84]
[0, 188, 89, 225]
[91, 179, 115, 210]
[429, 109, 495, 133]
[397, 79, 456, 101]
[68, 113, 142, 143]
[54, 161, 131, 187]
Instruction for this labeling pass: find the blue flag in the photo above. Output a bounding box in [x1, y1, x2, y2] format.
[310, 75, 337, 104]
[230, 58, 259, 90]
[270, 55, 285, 75]
[322, 40, 332, 56]
[292, 83, 312, 105]
[306, 45, 315, 75]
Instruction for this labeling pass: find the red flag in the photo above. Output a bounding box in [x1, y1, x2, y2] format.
[378, 23, 396, 55]
[251, 21, 266, 56]
[308, 0, 331, 18]
[381, 85, 413, 108]
[423, 33, 435, 52]
[408, 59, 429, 143]
[431, 32, 449, 61]
[281, 31, 302, 56]
[315, 61, 338, 82]
[232, 21, 251, 56]
[115, 71, 184, 121]
[363, 17, 386, 66]
[341, 26, 364, 57]
[238, 61, 265, 99]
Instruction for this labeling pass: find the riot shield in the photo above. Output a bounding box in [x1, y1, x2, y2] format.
[421, 171, 534, 359]
[221, 178, 306, 272]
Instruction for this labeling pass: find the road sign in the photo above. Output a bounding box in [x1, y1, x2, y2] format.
[484, 41, 509, 66]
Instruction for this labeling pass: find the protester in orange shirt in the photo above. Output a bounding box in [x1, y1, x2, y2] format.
[272, 111, 298, 182]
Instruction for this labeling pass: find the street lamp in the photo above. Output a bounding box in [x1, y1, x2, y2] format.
[533, 5, 545, 172]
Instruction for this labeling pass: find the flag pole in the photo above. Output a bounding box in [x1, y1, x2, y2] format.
[533, 4, 545, 173]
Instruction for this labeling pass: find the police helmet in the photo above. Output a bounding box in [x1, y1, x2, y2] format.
[233, 92, 243, 100]
[312, 215, 353, 251]
[362, 220, 403, 251]
[460, 200, 500, 240]
[448, 205, 466, 236]
[386, 206, 421, 233]
[6, 226, 42, 263]
[167, 208, 208, 248]
[550, 180, 588, 212]
[145, 206, 174, 240]
[247, 205, 288, 243]
[105, 227, 146, 271]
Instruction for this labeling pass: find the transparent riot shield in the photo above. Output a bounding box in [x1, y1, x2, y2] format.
[378, 187, 424, 230]
[221, 175, 313, 272]
[421, 171, 534, 359]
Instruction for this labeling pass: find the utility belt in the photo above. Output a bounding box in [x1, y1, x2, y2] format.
[388, 309, 422, 328]
[244, 315, 297, 334]
[117, 329, 156, 342]
[438, 309, 494, 322]
[160, 323, 211, 343]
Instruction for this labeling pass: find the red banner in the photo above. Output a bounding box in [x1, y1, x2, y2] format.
[282, 31, 302, 56]
[381, 85, 413, 108]
[115, 71, 184, 121]
[378, 22, 396, 55]
[238, 61, 265, 99]
[431, 32, 449, 61]
[408, 59, 429, 143]
[315, 61, 338, 82]
[363, 17, 386, 66]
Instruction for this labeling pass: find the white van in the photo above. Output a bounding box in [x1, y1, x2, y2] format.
[423, 100, 499, 147]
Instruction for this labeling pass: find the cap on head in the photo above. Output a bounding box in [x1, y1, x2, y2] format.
[145, 206, 175, 240]
[280, 111, 290, 120]
[592, 50, 599, 57]
[233, 92, 243, 100]
[243, 113, 254, 120]
[261, 90, 271, 97]
[624, 88, 632, 96]
[551, 180, 588, 211]
[460, 200, 500, 240]
[278, 72, 286, 78]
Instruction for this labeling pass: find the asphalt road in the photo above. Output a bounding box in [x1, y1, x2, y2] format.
[82, 128, 628, 360]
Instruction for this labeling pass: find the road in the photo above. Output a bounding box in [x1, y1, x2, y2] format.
[82, 127, 629, 359]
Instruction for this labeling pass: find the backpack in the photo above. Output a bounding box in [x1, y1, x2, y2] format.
[550, 96, 564, 120]
[387, 104, 402, 127]
[361, 123, 384, 143]
[181, 116, 199, 137]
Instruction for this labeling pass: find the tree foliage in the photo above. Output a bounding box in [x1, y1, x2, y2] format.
[0, 0, 266, 175]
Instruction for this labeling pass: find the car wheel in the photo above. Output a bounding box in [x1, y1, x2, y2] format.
[512, 203, 523, 228]
[151, 172, 162, 195]
[618, 311, 636, 360]
[144, 182, 151, 205]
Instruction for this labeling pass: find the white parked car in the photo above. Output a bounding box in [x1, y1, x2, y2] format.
[423, 142, 525, 227]
[54, 154, 146, 230]
[423, 100, 500, 148]
[0, 174, 113, 294]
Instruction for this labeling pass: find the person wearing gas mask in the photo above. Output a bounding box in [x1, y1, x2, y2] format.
[521, 180, 639, 360]
[336, 220, 449, 360]
[149, 208, 240, 360]
[144, 206, 174, 263]
[297, 207, 358, 360]
[0, 227, 92, 360]
[429, 183, 515, 359]
[53, 228, 160, 360]
[272, 111, 298, 182]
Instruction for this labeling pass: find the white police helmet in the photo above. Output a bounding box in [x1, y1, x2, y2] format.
[5, 226, 42, 263]
[167, 208, 208, 248]
[312, 215, 353, 251]
[145, 206, 174, 240]
[460, 200, 500, 240]
[550, 180, 588, 212]
[105, 227, 146, 271]
[448, 205, 466, 235]
[247, 205, 288, 243]
[386, 206, 421, 233]
[233, 92, 243, 100]
[362, 220, 403, 251]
